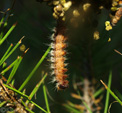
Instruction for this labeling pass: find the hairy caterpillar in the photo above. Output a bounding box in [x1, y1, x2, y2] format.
[50, 21, 69, 90]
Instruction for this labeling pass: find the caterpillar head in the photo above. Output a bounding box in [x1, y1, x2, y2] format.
[57, 80, 69, 90]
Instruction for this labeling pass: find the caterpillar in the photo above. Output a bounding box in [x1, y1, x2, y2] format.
[50, 21, 69, 90]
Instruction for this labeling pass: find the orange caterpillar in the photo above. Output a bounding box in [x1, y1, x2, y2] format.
[111, 0, 122, 25]
[50, 25, 69, 90]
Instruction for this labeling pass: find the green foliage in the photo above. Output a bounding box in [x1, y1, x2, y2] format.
[0, 8, 51, 113]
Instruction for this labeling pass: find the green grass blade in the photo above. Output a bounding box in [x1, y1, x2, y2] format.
[26, 73, 47, 105]
[25, 108, 34, 113]
[2, 62, 7, 68]
[82, 101, 92, 113]
[115, 90, 122, 101]
[0, 17, 5, 28]
[0, 58, 18, 75]
[63, 104, 82, 113]
[0, 101, 7, 107]
[7, 57, 19, 83]
[43, 78, 50, 113]
[0, 37, 24, 65]
[3, 84, 47, 113]
[11, 79, 15, 86]
[20, 89, 26, 100]
[7, 56, 22, 84]
[18, 46, 51, 91]
[103, 71, 112, 113]
[0, 22, 17, 45]
[3, 83, 29, 99]
[0, 21, 8, 39]
[93, 87, 104, 98]
[0, 43, 13, 65]
[101, 79, 122, 106]
[21, 101, 34, 113]
[30, 101, 48, 113]
[0, 8, 9, 28]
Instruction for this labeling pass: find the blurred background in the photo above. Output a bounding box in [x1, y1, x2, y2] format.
[0, 0, 122, 112]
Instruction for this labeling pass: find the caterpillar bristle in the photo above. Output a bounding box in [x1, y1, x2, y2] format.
[50, 42, 55, 49]
[50, 35, 55, 41]
[50, 64, 55, 69]
[51, 77, 56, 83]
[50, 57, 55, 62]
[50, 71, 55, 76]
[49, 50, 54, 56]
[52, 27, 56, 32]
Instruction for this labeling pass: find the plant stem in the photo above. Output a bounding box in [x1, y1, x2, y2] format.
[7, 56, 22, 84]
[101, 79, 122, 106]
[18, 46, 51, 91]
[0, 43, 13, 65]
[103, 71, 112, 113]
[25, 73, 47, 105]
[43, 79, 50, 113]
[93, 87, 104, 98]
[3, 83, 48, 113]
[0, 58, 18, 75]
[0, 37, 24, 65]
[0, 22, 17, 45]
